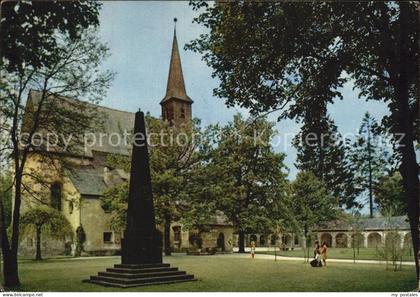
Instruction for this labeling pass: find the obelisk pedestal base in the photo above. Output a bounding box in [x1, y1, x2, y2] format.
[121, 231, 163, 265]
[83, 263, 196, 288]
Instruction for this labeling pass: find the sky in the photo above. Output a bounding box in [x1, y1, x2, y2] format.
[97, 1, 390, 188]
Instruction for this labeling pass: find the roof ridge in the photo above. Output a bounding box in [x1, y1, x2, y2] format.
[29, 89, 135, 115]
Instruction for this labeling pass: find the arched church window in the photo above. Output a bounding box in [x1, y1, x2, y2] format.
[51, 182, 62, 210]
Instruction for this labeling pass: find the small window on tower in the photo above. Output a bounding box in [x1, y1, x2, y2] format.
[180, 107, 185, 119]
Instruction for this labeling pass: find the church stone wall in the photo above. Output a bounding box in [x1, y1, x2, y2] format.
[80, 197, 121, 255]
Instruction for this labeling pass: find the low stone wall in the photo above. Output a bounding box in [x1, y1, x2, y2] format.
[18, 236, 69, 258]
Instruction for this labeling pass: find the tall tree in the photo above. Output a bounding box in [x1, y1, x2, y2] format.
[188, 1, 419, 285]
[374, 172, 407, 216]
[350, 112, 391, 217]
[206, 114, 289, 253]
[293, 113, 358, 209]
[289, 171, 337, 262]
[0, 1, 106, 287]
[20, 206, 73, 260]
[0, 27, 112, 289]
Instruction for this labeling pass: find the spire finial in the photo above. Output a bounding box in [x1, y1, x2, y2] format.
[173, 17, 177, 34]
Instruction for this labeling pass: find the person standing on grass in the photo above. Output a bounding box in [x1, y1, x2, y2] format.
[313, 240, 320, 259]
[320, 242, 328, 267]
[250, 241, 256, 259]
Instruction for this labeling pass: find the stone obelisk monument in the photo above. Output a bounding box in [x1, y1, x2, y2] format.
[85, 111, 195, 287]
[121, 110, 162, 264]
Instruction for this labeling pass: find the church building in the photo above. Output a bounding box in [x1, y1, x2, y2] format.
[18, 26, 234, 257]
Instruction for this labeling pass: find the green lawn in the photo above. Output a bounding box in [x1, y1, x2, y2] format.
[1, 255, 415, 292]
[262, 248, 414, 262]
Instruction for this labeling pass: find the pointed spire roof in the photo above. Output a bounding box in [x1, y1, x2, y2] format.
[160, 19, 193, 105]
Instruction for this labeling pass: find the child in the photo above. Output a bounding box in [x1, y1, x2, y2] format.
[250, 241, 256, 259]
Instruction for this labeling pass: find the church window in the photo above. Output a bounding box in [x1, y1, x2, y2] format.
[103, 232, 112, 243]
[165, 106, 174, 122]
[68, 201, 74, 214]
[180, 107, 185, 119]
[173, 226, 181, 242]
[51, 182, 62, 210]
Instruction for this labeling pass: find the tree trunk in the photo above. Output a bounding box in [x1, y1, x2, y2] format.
[2, 173, 23, 287]
[163, 214, 171, 256]
[35, 226, 42, 261]
[238, 231, 245, 253]
[396, 2, 420, 288]
[304, 224, 309, 263]
[3, 249, 19, 287]
[367, 120, 374, 218]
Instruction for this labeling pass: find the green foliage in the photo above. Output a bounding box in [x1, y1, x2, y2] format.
[289, 171, 337, 260]
[293, 114, 358, 209]
[20, 206, 73, 239]
[1, 0, 102, 72]
[206, 114, 290, 236]
[374, 172, 407, 216]
[290, 171, 337, 230]
[20, 206, 73, 260]
[377, 231, 405, 272]
[349, 112, 392, 215]
[187, 2, 417, 133]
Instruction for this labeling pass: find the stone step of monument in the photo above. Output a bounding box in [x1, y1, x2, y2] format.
[114, 263, 170, 269]
[89, 273, 195, 286]
[107, 266, 178, 274]
[86, 277, 196, 288]
[98, 270, 186, 279]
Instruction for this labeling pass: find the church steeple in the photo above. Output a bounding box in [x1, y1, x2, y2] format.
[161, 18, 193, 125]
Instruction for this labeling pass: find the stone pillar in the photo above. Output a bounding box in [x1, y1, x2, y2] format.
[363, 232, 368, 248]
[399, 232, 406, 249]
[331, 233, 337, 248]
[346, 232, 351, 248]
